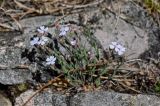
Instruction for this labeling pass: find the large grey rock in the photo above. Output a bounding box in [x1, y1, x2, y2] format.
[11, 1, 159, 60]
[119, 1, 158, 29]
[0, 69, 31, 85]
[15, 89, 67, 106]
[57, 4, 155, 59]
[15, 90, 35, 106]
[0, 46, 32, 85]
[15, 89, 160, 106]
[0, 16, 56, 85]
[0, 31, 32, 85]
[94, 10, 149, 59]
[110, 0, 160, 59]
[34, 90, 67, 106]
[70, 91, 160, 106]
[18, 15, 55, 34]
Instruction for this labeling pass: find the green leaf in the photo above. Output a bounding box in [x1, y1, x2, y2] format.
[95, 78, 101, 87]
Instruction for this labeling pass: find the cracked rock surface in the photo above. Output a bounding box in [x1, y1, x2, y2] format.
[15, 89, 160, 106]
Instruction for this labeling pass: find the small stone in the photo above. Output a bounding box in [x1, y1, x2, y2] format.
[0, 93, 12, 106]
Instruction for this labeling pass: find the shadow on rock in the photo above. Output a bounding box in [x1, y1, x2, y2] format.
[139, 28, 160, 60]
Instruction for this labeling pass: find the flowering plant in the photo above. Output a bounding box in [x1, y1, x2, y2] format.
[22, 25, 127, 89]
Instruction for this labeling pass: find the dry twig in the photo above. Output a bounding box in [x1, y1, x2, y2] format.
[0, 23, 15, 30]
[60, 0, 104, 9]
[119, 82, 141, 93]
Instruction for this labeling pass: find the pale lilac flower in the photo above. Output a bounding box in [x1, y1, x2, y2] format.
[115, 44, 122, 52]
[38, 36, 49, 45]
[117, 50, 124, 55]
[37, 26, 48, 34]
[59, 25, 69, 36]
[70, 39, 77, 46]
[109, 42, 126, 56]
[46, 56, 56, 65]
[59, 31, 67, 36]
[109, 42, 118, 49]
[115, 44, 126, 55]
[30, 37, 40, 45]
[60, 26, 69, 32]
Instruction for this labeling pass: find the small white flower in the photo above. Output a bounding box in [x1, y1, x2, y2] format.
[120, 47, 126, 52]
[59, 25, 69, 36]
[37, 26, 48, 34]
[115, 44, 126, 55]
[60, 26, 69, 32]
[109, 42, 126, 56]
[46, 56, 56, 65]
[38, 36, 49, 45]
[41, 36, 48, 42]
[37, 40, 45, 45]
[116, 44, 125, 51]
[59, 31, 67, 36]
[70, 39, 77, 46]
[109, 42, 117, 49]
[115, 44, 121, 52]
[30, 37, 39, 45]
[117, 50, 124, 55]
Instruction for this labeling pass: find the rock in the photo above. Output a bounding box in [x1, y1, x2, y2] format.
[19, 15, 55, 34]
[11, 4, 159, 60]
[63, 0, 160, 59]
[65, 8, 149, 59]
[34, 90, 67, 106]
[109, 0, 160, 59]
[119, 1, 158, 29]
[15, 89, 160, 106]
[0, 31, 32, 85]
[94, 10, 149, 59]
[15, 90, 35, 106]
[0, 93, 12, 106]
[70, 91, 160, 106]
[0, 47, 32, 85]
[15, 89, 67, 106]
[0, 69, 32, 85]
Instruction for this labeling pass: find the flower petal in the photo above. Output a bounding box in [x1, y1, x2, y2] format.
[117, 51, 124, 55]
[30, 37, 39, 45]
[34, 37, 39, 41]
[46, 61, 51, 65]
[64, 27, 69, 31]
[49, 56, 54, 60]
[50, 61, 55, 65]
[116, 44, 123, 49]
[37, 29, 44, 34]
[121, 47, 126, 52]
[40, 41, 45, 45]
[44, 27, 48, 32]
[115, 47, 120, 52]
[112, 42, 117, 46]
[59, 31, 66, 36]
[53, 57, 56, 61]
[40, 26, 45, 30]
[41, 36, 48, 42]
[71, 40, 76, 46]
[30, 40, 36, 45]
[109, 44, 115, 49]
[46, 57, 51, 62]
